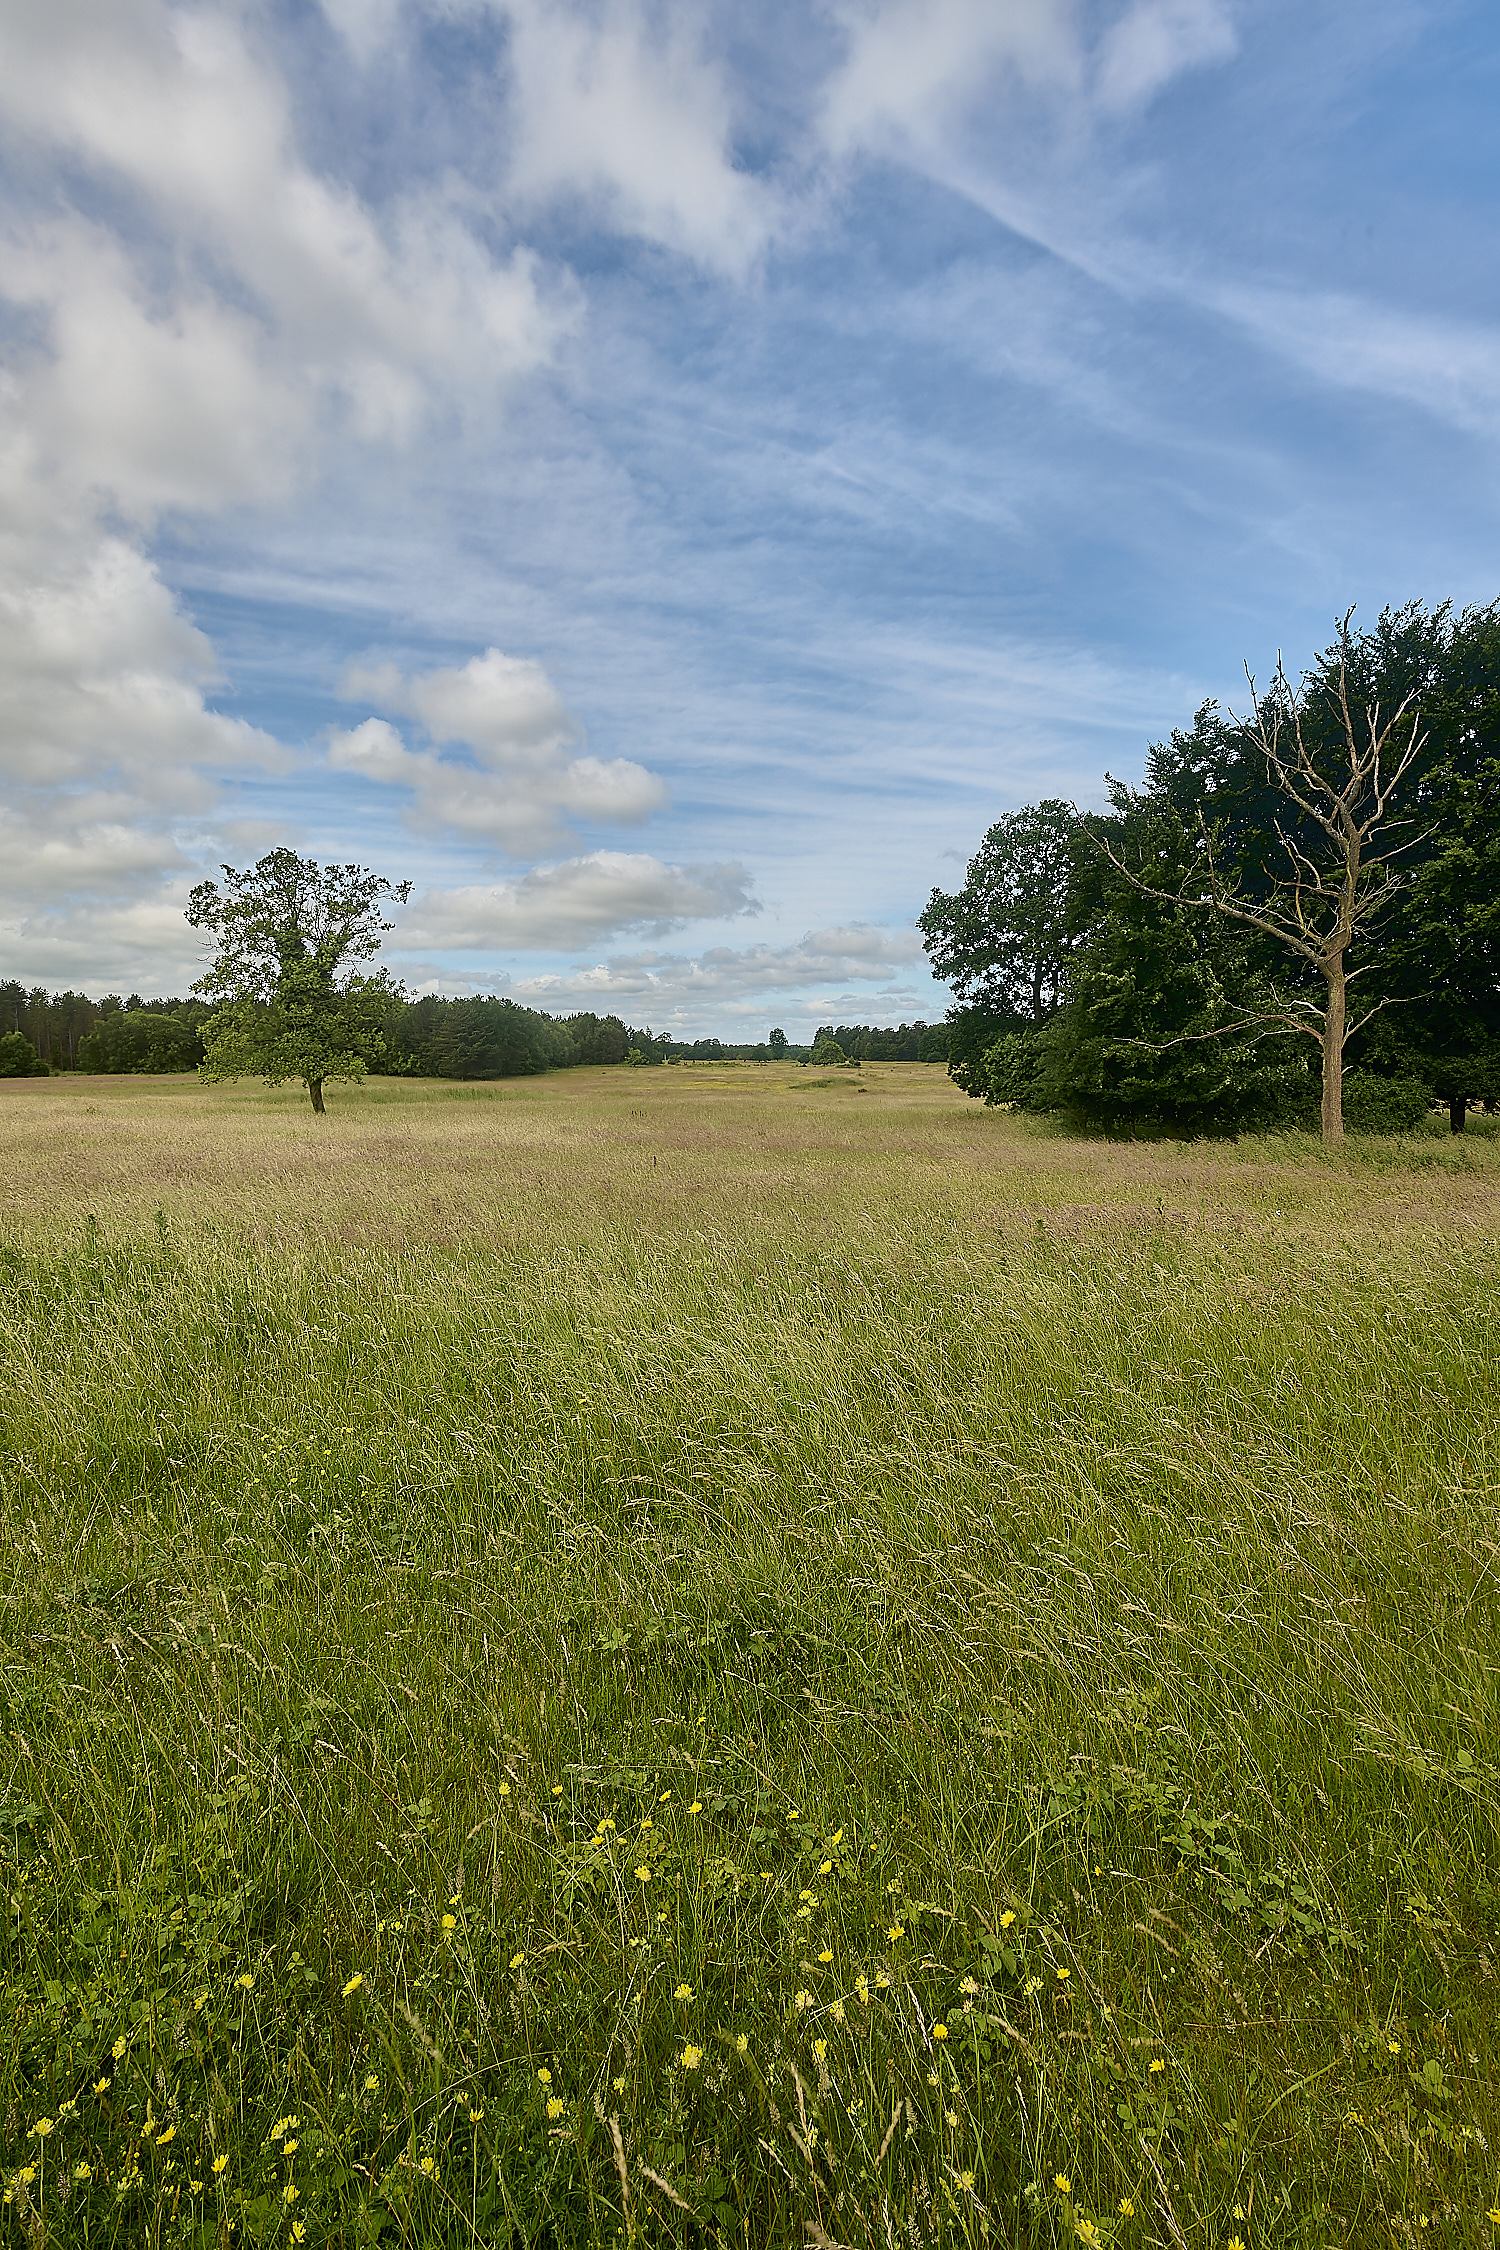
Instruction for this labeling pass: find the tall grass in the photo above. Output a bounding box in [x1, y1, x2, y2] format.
[1, 1069, 1498, 2245]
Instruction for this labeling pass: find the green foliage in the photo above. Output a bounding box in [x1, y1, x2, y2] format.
[200, 966, 396, 1110]
[381, 993, 578, 1079]
[187, 850, 411, 1113]
[919, 801, 1081, 1021]
[1339, 1069, 1434, 1134]
[0, 1030, 47, 1077]
[925, 602, 1500, 1137]
[76, 1003, 209, 1075]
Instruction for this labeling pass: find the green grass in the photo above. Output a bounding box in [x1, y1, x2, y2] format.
[1, 1068, 1499, 2246]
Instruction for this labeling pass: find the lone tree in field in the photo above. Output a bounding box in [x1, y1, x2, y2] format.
[1101, 618, 1426, 1145]
[187, 849, 410, 1114]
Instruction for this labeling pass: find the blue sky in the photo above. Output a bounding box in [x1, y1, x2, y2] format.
[1, 0, 1496, 1037]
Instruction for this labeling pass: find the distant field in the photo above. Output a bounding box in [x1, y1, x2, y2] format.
[2, 1067, 1498, 2246]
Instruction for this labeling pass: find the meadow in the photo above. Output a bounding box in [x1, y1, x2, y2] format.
[1, 1062, 1498, 2249]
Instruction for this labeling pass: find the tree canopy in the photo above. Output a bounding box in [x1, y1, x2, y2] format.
[924, 603, 1500, 1137]
[187, 849, 411, 1113]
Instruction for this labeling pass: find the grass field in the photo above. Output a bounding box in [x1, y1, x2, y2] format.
[2, 1063, 1498, 2249]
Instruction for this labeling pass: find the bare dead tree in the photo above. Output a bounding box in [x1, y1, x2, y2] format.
[1099, 616, 1427, 1146]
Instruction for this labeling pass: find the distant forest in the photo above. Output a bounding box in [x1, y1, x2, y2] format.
[0, 982, 948, 1079]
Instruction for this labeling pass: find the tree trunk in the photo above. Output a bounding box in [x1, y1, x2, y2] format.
[307, 1077, 326, 1115]
[1321, 957, 1345, 1146]
[1450, 1094, 1466, 1134]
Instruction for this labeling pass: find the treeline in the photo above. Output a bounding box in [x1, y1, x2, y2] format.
[922, 600, 1500, 1135]
[812, 1021, 948, 1062]
[0, 985, 946, 1081]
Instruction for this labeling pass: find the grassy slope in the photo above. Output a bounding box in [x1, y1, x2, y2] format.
[1, 1066, 1498, 2248]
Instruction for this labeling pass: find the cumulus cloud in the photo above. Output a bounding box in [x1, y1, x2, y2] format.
[502, 923, 926, 1012]
[0, 0, 580, 980]
[331, 651, 668, 849]
[397, 852, 759, 950]
[499, 0, 784, 277]
[0, 0, 567, 520]
[821, 0, 1234, 159]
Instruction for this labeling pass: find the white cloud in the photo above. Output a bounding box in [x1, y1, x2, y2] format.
[822, 0, 1082, 157]
[505, 922, 926, 1012]
[499, 0, 782, 276]
[820, 0, 1234, 161]
[1095, 0, 1235, 113]
[1212, 284, 1500, 442]
[331, 650, 668, 849]
[398, 851, 759, 949]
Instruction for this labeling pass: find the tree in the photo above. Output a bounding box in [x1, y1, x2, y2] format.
[919, 801, 1081, 1023]
[1100, 619, 1427, 1146]
[1345, 601, 1500, 1129]
[0, 1030, 47, 1078]
[768, 1027, 788, 1058]
[186, 849, 410, 1113]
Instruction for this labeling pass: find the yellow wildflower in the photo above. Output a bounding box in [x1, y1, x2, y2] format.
[659, 1790, 672, 1802]
[30, 2119, 54, 2139]
[510, 1952, 525, 1969]
[813, 2039, 828, 2059]
[1056, 1966, 1070, 1982]
[795, 1989, 813, 2011]
[933, 2022, 948, 2040]
[820, 1860, 833, 1874]
[155, 2125, 176, 2146]
[818, 1948, 834, 1963]
[499, 1782, 511, 1797]
[1119, 2199, 1135, 2217]
[213, 2154, 229, 2175]
[675, 1982, 694, 1999]
[680, 2046, 703, 2070]
[283, 2140, 298, 2156]
[74, 2163, 93, 2183]
[634, 1865, 651, 1883]
[536, 2068, 552, 2085]
[736, 2033, 749, 2052]
[1054, 2173, 1071, 2194]
[342, 1972, 364, 1997]
[551, 1785, 563, 1797]
[888, 1924, 905, 1943]
[441, 1914, 457, 1932]
[235, 1973, 255, 1991]
[1149, 2059, 1166, 2075]
[112, 2036, 128, 2059]
[999, 1910, 1016, 1929]
[283, 2182, 300, 2203]
[958, 2170, 976, 2191]
[364, 2075, 379, 2090]
[689, 1800, 703, 1813]
[831, 1999, 846, 2022]
[93, 2078, 110, 2095]
[546, 2097, 565, 2119]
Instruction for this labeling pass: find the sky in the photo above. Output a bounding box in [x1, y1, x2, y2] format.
[1, 0, 1496, 1039]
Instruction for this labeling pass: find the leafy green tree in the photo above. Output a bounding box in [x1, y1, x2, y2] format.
[77, 1001, 209, 1074]
[919, 801, 1081, 1023]
[768, 1027, 788, 1058]
[1336, 602, 1500, 1128]
[0, 1030, 46, 1077]
[1100, 619, 1427, 1145]
[186, 849, 410, 1113]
